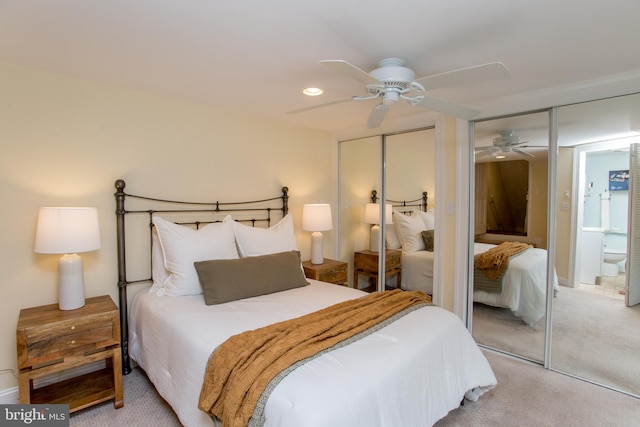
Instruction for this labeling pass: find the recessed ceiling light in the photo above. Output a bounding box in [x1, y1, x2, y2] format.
[496, 155, 506, 159]
[303, 87, 323, 96]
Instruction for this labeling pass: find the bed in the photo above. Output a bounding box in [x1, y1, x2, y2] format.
[115, 180, 497, 427]
[377, 190, 558, 326]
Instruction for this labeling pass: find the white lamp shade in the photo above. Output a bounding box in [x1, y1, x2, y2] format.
[363, 203, 393, 225]
[302, 204, 333, 231]
[35, 207, 101, 254]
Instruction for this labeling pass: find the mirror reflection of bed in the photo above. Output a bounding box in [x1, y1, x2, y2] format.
[383, 189, 558, 329]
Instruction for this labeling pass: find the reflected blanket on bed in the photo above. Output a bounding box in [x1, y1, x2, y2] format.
[199, 290, 432, 427]
[474, 241, 532, 281]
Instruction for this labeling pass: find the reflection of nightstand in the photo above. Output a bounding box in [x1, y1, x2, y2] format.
[302, 258, 348, 286]
[353, 249, 402, 292]
[16, 295, 123, 412]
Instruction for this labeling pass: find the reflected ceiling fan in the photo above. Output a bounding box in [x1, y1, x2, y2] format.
[287, 58, 511, 128]
[475, 130, 535, 158]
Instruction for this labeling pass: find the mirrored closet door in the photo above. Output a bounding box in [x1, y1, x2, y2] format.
[385, 129, 436, 293]
[552, 93, 640, 397]
[471, 111, 550, 363]
[338, 128, 435, 294]
[339, 135, 382, 290]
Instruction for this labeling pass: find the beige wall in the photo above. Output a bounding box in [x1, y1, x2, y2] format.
[438, 116, 458, 311]
[386, 129, 436, 206]
[555, 147, 575, 282]
[0, 62, 335, 391]
[529, 159, 549, 249]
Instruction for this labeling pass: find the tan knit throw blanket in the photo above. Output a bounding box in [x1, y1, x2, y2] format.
[474, 241, 532, 280]
[198, 289, 432, 427]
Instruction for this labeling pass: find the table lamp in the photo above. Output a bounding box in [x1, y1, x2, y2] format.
[35, 207, 101, 310]
[302, 204, 332, 264]
[364, 203, 393, 252]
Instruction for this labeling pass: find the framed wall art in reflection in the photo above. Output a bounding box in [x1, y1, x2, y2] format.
[609, 169, 629, 191]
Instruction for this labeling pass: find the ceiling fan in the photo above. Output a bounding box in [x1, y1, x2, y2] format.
[475, 130, 535, 158]
[287, 57, 510, 128]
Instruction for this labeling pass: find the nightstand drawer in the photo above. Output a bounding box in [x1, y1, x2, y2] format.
[318, 268, 348, 284]
[17, 296, 120, 370]
[22, 319, 116, 367]
[353, 249, 402, 292]
[302, 259, 348, 286]
[385, 253, 402, 270]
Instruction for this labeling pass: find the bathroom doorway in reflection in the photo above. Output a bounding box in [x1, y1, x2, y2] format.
[576, 148, 630, 295]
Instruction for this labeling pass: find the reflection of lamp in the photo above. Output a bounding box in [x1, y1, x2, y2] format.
[35, 207, 101, 310]
[364, 203, 393, 252]
[302, 204, 333, 264]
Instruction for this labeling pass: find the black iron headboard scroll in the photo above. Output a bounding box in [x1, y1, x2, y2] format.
[370, 189, 428, 212]
[114, 179, 289, 374]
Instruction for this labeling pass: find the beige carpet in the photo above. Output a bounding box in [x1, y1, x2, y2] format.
[70, 350, 640, 427]
[436, 351, 640, 427]
[70, 367, 181, 426]
[472, 285, 640, 396]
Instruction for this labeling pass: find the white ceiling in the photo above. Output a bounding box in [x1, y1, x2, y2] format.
[1, 1, 640, 140]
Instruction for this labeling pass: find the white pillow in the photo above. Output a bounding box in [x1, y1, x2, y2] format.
[150, 230, 170, 292]
[225, 213, 298, 257]
[393, 209, 426, 253]
[385, 221, 402, 250]
[417, 210, 435, 231]
[153, 215, 239, 296]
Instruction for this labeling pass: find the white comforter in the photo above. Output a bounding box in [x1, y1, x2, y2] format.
[129, 280, 496, 427]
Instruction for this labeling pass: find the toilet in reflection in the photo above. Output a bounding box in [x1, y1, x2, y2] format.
[602, 247, 626, 277]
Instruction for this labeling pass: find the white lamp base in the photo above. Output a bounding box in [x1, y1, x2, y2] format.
[58, 253, 86, 310]
[370, 224, 380, 252]
[310, 231, 324, 264]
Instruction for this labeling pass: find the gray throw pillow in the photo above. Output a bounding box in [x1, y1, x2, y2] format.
[421, 230, 434, 252]
[194, 250, 309, 305]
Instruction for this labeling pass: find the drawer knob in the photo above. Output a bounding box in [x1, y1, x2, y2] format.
[70, 326, 76, 330]
[71, 340, 76, 344]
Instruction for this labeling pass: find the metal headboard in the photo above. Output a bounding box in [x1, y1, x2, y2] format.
[370, 189, 428, 213]
[114, 179, 289, 374]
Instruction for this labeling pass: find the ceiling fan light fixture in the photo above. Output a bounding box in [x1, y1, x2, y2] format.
[382, 91, 400, 105]
[303, 87, 323, 96]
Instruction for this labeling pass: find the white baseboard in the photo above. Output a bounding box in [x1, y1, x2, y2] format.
[0, 386, 18, 404]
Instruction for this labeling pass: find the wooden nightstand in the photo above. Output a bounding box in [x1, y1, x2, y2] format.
[16, 295, 123, 412]
[353, 249, 402, 292]
[302, 258, 348, 286]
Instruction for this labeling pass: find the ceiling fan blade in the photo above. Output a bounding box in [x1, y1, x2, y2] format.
[415, 95, 480, 120]
[367, 104, 389, 128]
[513, 148, 535, 158]
[286, 97, 353, 114]
[474, 145, 493, 151]
[415, 62, 510, 90]
[475, 149, 493, 158]
[319, 60, 380, 85]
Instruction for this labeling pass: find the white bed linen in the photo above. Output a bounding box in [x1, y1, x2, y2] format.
[129, 280, 496, 427]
